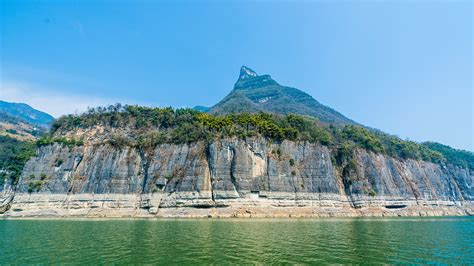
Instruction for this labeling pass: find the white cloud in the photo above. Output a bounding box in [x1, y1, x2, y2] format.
[0, 81, 118, 118]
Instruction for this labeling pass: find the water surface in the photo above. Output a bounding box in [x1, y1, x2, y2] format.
[1, 217, 472, 264]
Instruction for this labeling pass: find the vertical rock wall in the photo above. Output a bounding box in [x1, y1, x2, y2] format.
[4, 137, 472, 217]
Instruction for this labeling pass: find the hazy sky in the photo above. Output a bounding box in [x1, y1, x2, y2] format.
[0, 0, 472, 151]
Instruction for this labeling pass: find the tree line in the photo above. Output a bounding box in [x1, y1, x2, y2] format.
[45, 104, 464, 167]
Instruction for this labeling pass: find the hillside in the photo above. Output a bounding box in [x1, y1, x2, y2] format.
[0, 101, 53, 140]
[209, 66, 357, 125]
[0, 112, 48, 141]
[0, 100, 54, 129]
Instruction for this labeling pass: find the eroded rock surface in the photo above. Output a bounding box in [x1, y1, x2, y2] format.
[3, 137, 473, 217]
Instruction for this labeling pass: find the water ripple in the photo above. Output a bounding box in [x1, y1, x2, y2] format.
[0, 217, 472, 264]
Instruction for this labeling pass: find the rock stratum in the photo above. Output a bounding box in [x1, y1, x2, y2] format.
[1, 136, 472, 218]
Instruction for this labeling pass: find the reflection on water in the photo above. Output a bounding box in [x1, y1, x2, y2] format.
[0, 217, 472, 264]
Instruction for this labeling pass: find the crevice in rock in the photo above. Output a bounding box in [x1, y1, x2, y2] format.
[266, 154, 271, 191]
[341, 166, 356, 209]
[68, 154, 83, 195]
[205, 143, 215, 202]
[139, 148, 151, 193]
[228, 145, 240, 194]
[385, 204, 407, 209]
[400, 165, 420, 202]
[73, 154, 83, 171]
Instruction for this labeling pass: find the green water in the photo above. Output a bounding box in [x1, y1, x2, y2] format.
[0, 217, 472, 264]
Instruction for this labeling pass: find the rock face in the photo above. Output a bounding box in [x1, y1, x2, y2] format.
[2, 137, 472, 217]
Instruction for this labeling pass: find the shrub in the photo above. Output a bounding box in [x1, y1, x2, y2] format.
[0, 136, 36, 185]
[54, 158, 64, 167]
[107, 135, 134, 148]
[137, 131, 168, 149]
[340, 126, 384, 153]
[37, 136, 83, 148]
[28, 180, 43, 193]
[336, 142, 356, 165]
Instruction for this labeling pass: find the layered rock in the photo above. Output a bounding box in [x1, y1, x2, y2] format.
[2, 137, 472, 217]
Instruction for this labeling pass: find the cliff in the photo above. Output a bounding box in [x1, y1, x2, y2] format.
[2, 137, 472, 217]
[1, 66, 472, 218]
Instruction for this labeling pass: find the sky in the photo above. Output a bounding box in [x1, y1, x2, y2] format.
[0, 0, 472, 151]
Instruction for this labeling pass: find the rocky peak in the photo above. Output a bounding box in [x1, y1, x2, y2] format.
[239, 66, 258, 80]
[234, 66, 277, 90]
[212, 66, 357, 126]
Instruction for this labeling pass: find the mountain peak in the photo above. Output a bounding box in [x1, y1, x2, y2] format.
[211, 67, 357, 126]
[239, 66, 258, 80]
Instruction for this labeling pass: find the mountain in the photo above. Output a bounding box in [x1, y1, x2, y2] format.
[0, 101, 53, 140]
[0, 100, 54, 129]
[0, 113, 45, 140]
[209, 66, 357, 125]
[193, 105, 210, 112]
[0, 68, 472, 218]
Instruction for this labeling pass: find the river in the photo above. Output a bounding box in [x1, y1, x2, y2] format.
[0, 217, 472, 264]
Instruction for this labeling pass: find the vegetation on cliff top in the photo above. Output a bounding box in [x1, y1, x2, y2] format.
[0, 135, 36, 186]
[43, 104, 468, 168]
[422, 142, 474, 170]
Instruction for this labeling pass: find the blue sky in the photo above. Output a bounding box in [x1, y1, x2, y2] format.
[0, 0, 472, 151]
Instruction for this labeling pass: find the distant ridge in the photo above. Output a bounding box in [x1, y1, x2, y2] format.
[209, 66, 357, 125]
[0, 100, 54, 128]
[193, 105, 210, 112]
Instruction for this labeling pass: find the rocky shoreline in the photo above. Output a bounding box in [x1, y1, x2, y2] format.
[2, 193, 472, 218]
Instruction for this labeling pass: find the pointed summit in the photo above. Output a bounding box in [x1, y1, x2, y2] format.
[239, 66, 258, 80]
[235, 66, 277, 90]
[210, 67, 357, 126]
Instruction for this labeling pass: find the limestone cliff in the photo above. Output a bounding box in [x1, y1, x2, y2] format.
[1, 66, 472, 217]
[2, 137, 472, 217]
